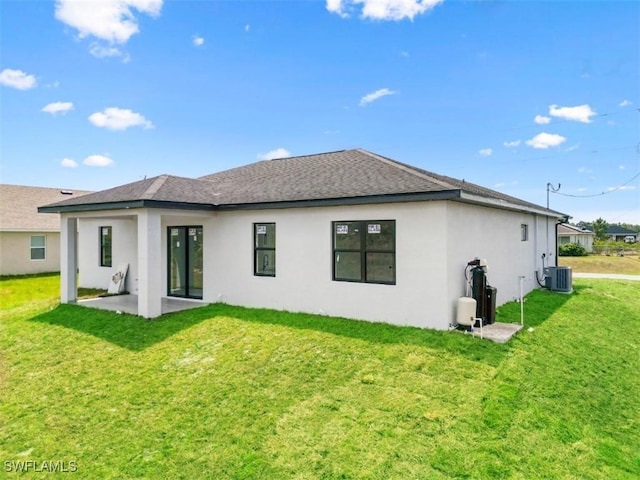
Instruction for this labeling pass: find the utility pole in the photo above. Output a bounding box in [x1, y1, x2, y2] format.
[547, 182, 560, 209]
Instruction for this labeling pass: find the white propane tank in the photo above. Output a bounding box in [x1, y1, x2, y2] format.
[456, 297, 477, 327]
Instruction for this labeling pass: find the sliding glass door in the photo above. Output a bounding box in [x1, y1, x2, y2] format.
[168, 226, 203, 299]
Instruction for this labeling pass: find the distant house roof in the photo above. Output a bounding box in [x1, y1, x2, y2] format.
[39, 149, 566, 218]
[606, 225, 638, 235]
[0, 185, 92, 232]
[558, 224, 594, 235]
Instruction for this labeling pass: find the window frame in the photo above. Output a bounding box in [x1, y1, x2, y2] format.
[521, 224, 529, 242]
[100, 226, 113, 267]
[30, 234, 46, 261]
[332, 220, 396, 285]
[254, 223, 276, 277]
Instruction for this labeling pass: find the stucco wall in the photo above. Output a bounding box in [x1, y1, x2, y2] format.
[444, 202, 556, 326]
[0, 231, 60, 275]
[207, 202, 450, 329]
[68, 199, 559, 330]
[78, 218, 138, 292]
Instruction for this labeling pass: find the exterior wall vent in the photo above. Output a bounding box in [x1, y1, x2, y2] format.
[544, 266, 573, 293]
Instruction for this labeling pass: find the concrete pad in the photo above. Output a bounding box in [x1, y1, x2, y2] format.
[480, 322, 524, 343]
[456, 322, 523, 343]
[78, 294, 207, 316]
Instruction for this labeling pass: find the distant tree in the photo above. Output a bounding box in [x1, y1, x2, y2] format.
[621, 222, 640, 233]
[576, 221, 593, 231]
[593, 217, 608, 241]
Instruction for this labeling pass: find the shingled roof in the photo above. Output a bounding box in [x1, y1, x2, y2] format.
[1, 185, 92, 231]
[39, 149, 565, 217]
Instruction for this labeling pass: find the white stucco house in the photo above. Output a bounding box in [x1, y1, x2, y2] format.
[39, 149, 566, 330]
[557, 223, 595, 253]
[0, 185, 91, 275]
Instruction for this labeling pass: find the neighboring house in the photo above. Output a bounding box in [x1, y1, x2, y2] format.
[0, 185, 91, 275]
[605, 225, 639, 243]
[39, 149, 567, 330]
[557, 224, 595, 252]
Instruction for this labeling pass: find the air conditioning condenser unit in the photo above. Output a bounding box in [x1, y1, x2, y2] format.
[544, 266, 573, 293]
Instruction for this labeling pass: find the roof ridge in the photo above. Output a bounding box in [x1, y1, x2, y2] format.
[142, 175, 169, 199]
[356, 149, 455, 189]
[260, 149, 347, 163]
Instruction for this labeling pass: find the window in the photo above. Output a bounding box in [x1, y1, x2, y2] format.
[100, 226, 112, 267]
[30, 235, 46, 260]
[521, 224, 529, 242]
[254, 223, 275, 276]
[333, 220, 395, 284]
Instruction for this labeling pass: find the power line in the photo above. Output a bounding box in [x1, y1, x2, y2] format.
[551, 170, 640, 198]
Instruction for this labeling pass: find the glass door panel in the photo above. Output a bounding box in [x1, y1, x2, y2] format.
[188, 227, 203, 298]
[169, 227, 187, 297]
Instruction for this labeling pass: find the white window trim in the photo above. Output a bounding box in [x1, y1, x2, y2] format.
[30, 234, 46, 261]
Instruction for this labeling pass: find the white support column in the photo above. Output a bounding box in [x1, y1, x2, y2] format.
[60, 215, 78, 303]
[137, 209, 162, 318]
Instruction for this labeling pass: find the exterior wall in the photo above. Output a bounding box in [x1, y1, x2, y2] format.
[0, 231, 60, 275]
[558, 233, 594, 252]
[444, 202, 556, 326]
[78, 218, 138, 292]
[68, 200, 559, 330]
[206, 202, 450, 329]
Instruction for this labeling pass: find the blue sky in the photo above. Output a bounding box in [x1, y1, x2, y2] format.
[1, 0, 638, 223]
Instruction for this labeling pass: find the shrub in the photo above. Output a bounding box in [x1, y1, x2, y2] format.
[559, 242, 587, 257]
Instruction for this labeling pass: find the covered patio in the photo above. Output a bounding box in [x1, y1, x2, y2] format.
[79, 294, 208, 316]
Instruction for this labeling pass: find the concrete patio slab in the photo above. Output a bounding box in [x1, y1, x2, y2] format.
[457, 322, 524, 343]
[79, 294, 207, 316]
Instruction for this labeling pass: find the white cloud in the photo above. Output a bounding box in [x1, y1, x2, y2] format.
[548, 104, 597, 123]
[525, 132, 567, 149]
[245, 24, 250, 32]
[89, 107, 153, 130]
[400, 51, 409, 57]
[257, 148, 291, 161]
[494, 182, 505, 188]
[503, 139, 520, 148]
[55, 0, 162, 44]
[359, 88, 396, 106]
[61, 158, 78, 168]
[193, 36, 204, 46]
[0, 68, 37, 90]
[478, 148, 493, 157]
[619, 99, 632, 107]
[534, 115, 551, 125]
[578, 167, 592, 174]
[619, 165, 625, 170]
[89, 43, 130, 62]
[565, 143, 580, 152]
[42, 101, 74, 115]
[83, 154, 114, 167]
[327, 0, 444, 21]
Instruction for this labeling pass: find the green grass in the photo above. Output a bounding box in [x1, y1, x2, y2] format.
[1, 275, 639, 479]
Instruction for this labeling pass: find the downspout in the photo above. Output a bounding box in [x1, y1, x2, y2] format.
[555, 215, 570, 267]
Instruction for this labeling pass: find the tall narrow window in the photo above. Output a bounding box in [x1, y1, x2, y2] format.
[254, 223, 276, 276]
[30, 235, 46, 260]
[521, 224, 529, 242]
[333, 220, 395, 284]
[100, 226, 112, 267]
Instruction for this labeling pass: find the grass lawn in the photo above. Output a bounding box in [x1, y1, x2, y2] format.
[559, 255, 640, 275]
[1, 275, 639, 479]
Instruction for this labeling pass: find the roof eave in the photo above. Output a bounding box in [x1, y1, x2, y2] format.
[214, 190, 462, 210]
[38, 199, 217, 214]
[457, 191, 568, 219]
